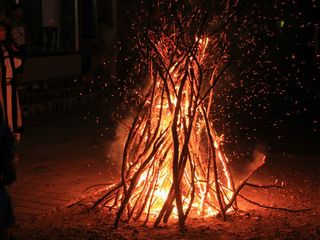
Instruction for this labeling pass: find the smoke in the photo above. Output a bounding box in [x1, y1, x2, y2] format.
[231, 144, 267, 181]
[247, 144, 267, 173]
[106, 116, 133, 169]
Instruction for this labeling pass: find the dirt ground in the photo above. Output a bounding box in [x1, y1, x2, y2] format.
[11, 152, 320, 240]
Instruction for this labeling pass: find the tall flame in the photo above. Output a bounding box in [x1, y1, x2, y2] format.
[102, 36, 241, 226]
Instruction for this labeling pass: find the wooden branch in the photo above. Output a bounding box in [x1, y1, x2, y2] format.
[239, 194, 311, 213]
[201, 105, 226, 220]
[223, 155, 266, 214]
[82, 183, 115, 193]
[245, 182, 284, 189]
[90, 182, 123, 210]
[114, 134, 167, 228]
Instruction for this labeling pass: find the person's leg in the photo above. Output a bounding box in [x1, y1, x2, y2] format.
[0, 187, 15, 240]
[0, 187, 9, 240]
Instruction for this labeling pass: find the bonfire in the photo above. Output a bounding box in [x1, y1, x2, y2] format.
[91, 0, 306, 229]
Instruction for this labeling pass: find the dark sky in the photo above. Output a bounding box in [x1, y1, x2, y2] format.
[114, 0, 319, 156]
[205, 0, 319, 155]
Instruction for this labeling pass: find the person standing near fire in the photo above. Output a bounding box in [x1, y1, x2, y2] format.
[0, 21, 23, 142]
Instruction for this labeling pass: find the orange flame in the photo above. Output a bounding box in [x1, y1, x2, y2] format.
[104, 37, 241, 222]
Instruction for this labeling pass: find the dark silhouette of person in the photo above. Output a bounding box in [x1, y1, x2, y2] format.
[0, 20, 23, 142]
[0, 108, 16, 239]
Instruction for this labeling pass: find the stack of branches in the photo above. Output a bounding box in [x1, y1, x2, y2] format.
[91, 0, 306, 230]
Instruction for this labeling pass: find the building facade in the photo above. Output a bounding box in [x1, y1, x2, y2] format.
[0, 0, 121, 115]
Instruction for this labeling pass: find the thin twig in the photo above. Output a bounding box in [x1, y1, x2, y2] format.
[239, 194, 311, 213]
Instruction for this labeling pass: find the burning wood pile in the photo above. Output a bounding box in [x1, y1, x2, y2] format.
[91, 0, 300, 229]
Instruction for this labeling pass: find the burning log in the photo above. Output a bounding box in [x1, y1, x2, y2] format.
[91, 0, 309, 229]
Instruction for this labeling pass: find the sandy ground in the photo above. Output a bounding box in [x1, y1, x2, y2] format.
[5, 100, 319, 239]
[11, 152, 320, 240]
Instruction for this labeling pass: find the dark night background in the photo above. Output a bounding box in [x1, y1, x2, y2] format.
[118, 0, 320, 158]
[212, 0, 319, 158]
[0, 0, 318, 157]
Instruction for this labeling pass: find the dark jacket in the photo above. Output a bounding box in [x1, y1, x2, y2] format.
[0, 109, 15, 229]
[0, 109, 15, 186]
